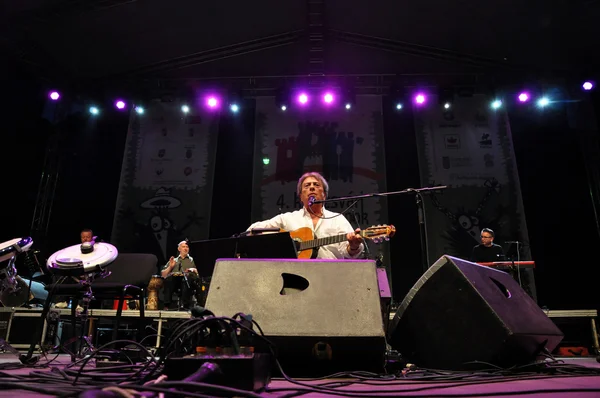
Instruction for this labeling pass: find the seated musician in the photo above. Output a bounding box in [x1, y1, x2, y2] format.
[470, 228, 505, 263]
[161, 240, 202, 310]
[247, 172, 364, 259]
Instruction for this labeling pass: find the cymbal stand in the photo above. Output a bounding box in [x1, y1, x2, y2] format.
[65, 270, 108, 361]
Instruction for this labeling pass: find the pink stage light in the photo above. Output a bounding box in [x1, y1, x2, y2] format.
[518, 92, 530, 102]
[582, 81, 594, 91]
[297, 93, 309, 105]
[206, 96, 219, 108]
[323, 92, 334, 104]
[414, 93, 426, 105]
[115, 100, 126, 110]
[49, 91, 60, 101]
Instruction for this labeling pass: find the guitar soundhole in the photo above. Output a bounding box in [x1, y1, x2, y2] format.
[280, 273, 310, 295]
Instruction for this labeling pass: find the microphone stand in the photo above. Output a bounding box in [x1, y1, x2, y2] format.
[349, 204, 371, 260]
[313, 185, 447, 273]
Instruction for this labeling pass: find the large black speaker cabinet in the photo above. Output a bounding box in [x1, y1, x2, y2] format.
[388, 255, 563, 370]
[205, 258, 387, 376]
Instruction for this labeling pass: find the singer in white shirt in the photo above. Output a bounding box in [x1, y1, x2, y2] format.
[247, 172, 364, 259]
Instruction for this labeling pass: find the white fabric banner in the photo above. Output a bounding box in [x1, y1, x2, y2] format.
[111, 101, 219, 265]
[414, 94, 536, 299]
[251, 95, 390, 263]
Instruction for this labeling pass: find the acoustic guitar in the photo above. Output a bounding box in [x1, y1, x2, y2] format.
[289, 225, 396, 259]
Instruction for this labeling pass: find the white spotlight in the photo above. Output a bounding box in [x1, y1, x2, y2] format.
[491, 100, 502, 110]
[537, 97, 550, 108]
[181, 105, 190, 113]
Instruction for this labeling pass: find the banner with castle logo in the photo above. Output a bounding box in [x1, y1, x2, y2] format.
[111, 101, 219, 266]
[414, 94, 536, 300]
[251, 95, 389, 263]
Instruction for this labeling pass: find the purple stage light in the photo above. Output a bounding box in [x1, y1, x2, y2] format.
[414, 93, 426, 105]
[297, 93, 309, 105]
[206, 96, 219, 108]
[518, 92, 530, 102]
[115, 100, 126, 110]
[323, 92, 334, 104]
[49, 91, 60, 101]
[582, 81, 594, 91]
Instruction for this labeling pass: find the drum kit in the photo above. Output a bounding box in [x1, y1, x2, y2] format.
[0, 236, 119, 309]
[2, 236, 210, 309]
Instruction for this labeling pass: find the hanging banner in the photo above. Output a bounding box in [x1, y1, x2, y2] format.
[251, 95, 390, 265]
[111, 101, 219, 266]
[414, 94, 536, 299]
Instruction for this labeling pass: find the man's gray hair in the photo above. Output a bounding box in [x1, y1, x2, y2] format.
[296, 172, 329, 198]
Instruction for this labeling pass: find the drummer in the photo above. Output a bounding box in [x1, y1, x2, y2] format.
[160, 240, 201, 310]
[80, 229, 94, 244]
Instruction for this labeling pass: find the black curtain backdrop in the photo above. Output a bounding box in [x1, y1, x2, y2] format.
[2, 72, 599, 310]
[508, 101, 600, 310]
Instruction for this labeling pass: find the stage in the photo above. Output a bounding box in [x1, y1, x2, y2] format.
[0, 353, 599, 397]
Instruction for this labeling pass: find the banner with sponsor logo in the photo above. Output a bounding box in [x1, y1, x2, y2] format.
[251, 95, 390, 267]
[111, 101, 219, 266]
[414, 94, 536, 299]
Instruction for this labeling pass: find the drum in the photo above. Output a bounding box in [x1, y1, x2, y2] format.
[147, 275, 164, 310]
[47, 242, 118, 276]
[0, 237, 33, 264]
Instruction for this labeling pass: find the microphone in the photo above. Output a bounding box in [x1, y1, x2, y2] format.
[308, 196, 316, 206]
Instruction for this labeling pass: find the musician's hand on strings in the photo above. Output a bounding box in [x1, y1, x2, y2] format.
[347, 228, 363, 252]
[186, 268, 198, 274]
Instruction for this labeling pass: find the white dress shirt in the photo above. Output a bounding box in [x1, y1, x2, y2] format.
[247, 207, 364, 259]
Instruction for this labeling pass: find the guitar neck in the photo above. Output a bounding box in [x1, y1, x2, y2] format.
[298, 233, 348, 251]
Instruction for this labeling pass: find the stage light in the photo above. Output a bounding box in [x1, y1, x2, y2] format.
[414, 93, 426, 105]
[582, 81, 594, 91]
[230, 103, 239, 113]
[518, 92, 530, 102]
[135, 106, 145, 114]
[491, 100, 502, 109]
[49, 91, 60, 101]
[89, 106, 99, 115]
[396, 103, 403, 110]
[115, 100, 126, 110]
[276, 88, 289, 111]
[262, 157, 270, 165]
[323, 92, 334, 104]
[341, 88, 356, 110]
[206, 96, 219, 109]
[439, 87, 454, 110]
[181, 105, 190, 113]
[297, 93, 309, 105]
[537, 97, 550, 108]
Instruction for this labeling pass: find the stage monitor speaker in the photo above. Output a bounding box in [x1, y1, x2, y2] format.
[205, 258, 387, 377]
[388, 255, 563, 370]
